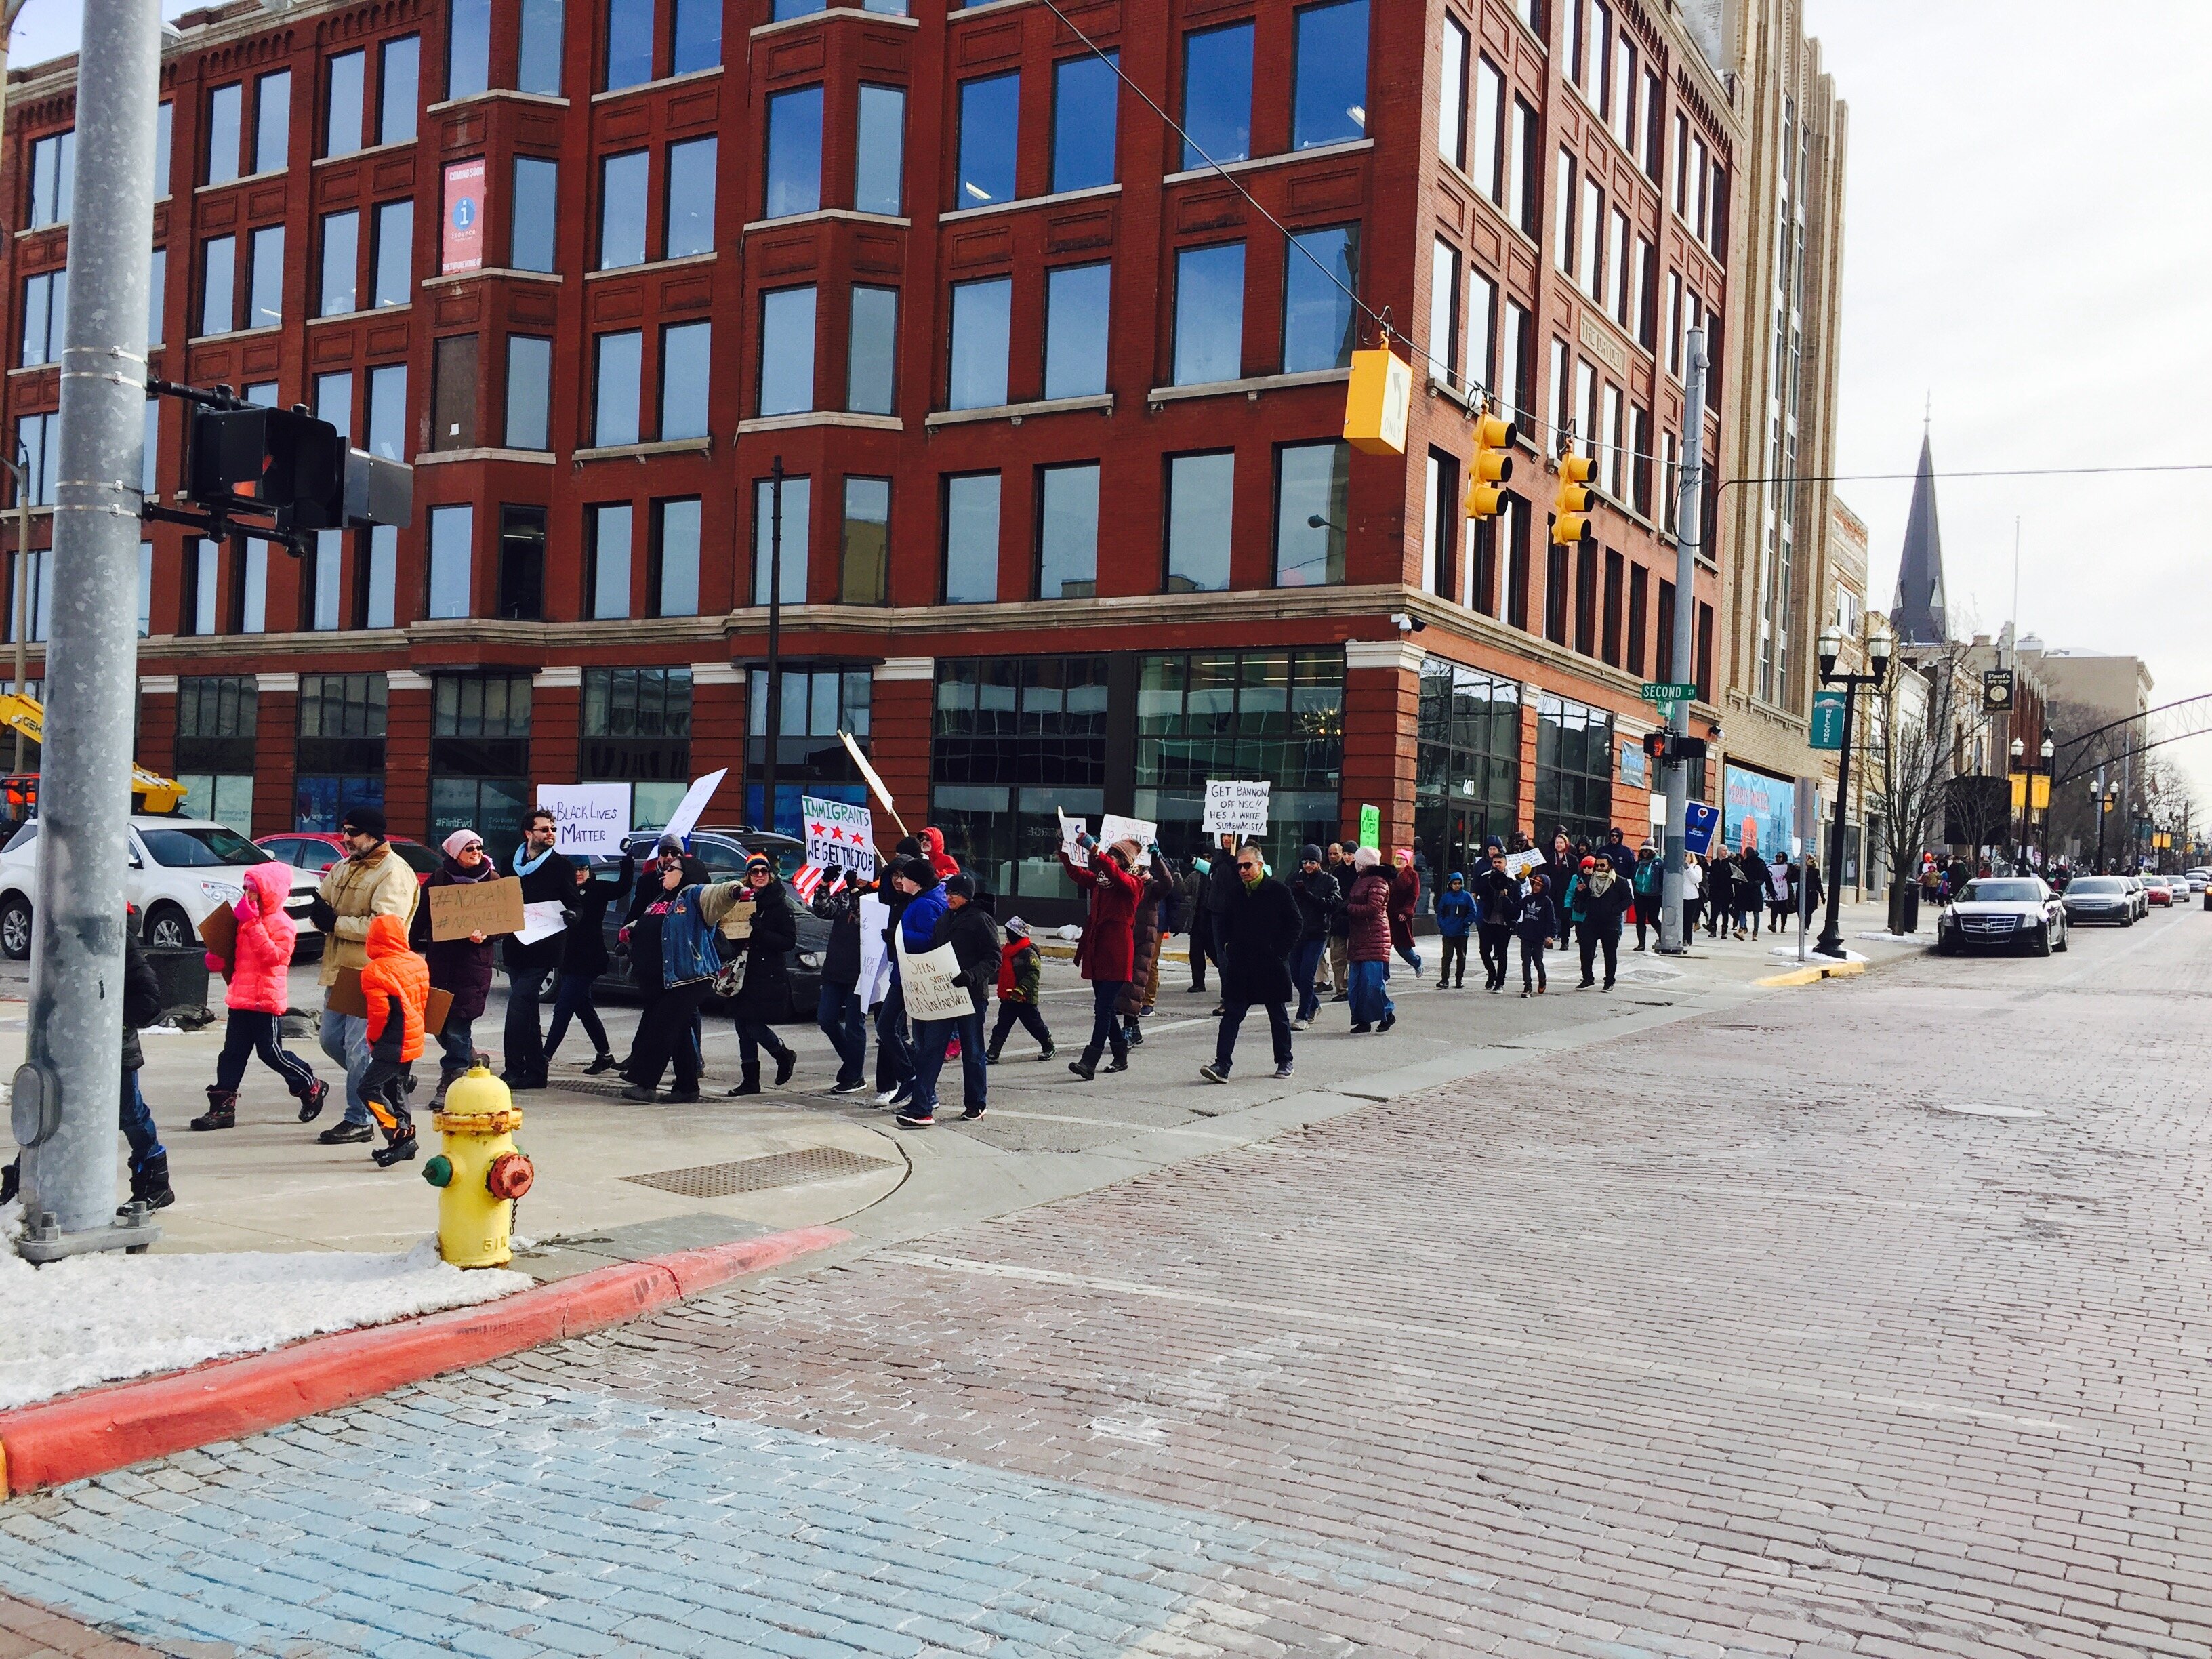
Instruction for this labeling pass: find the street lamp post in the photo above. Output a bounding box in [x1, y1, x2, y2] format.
[1814, 623, 1892, 958]
[2011, 729, 2053, 875]
[2092, 773, 2117, 874]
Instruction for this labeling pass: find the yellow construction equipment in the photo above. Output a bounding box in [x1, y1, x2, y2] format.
[0, 692, 188, 815]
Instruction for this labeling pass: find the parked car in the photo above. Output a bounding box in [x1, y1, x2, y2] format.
[0, 817, 323, 959]
[588, 828, 829, 1019]
[2123, 876, 2149, 919]
[1933, 876, 2069, 957]
[2143, 875, 2173, 908]
[258, 832, 441, 886]
[2060, 876, 2135, 926]
[2184, 868, 2209, 893]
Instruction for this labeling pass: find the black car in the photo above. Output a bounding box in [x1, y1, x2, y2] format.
[590, 827, 830, 1019]
[2059, 874, 2135, 926]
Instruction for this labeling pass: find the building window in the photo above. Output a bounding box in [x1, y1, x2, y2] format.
[318, 210, 359, 316]
[947, 276, 1011, 410]
[764, 86, 824, 218]
[1553, 147, 1574, 274]
[1427, 239, 1459, 388]
[1466, 268, 1496, 396]
[1051, 53, 1117, 193]
[1473, 55, 1504, 203]
[325, 51, 365, 157]
[593, 329, 643, 444]
[839, 477, 891, 605]
[27, 131, 73, 228]
[651, 497, 701, 617]
[13, 413, 54, 508]
[241, 224, 283, 329]
[942, 472, 1000, 604]
[497, 504, 544, 619]
[598, 150, 649, 268]
[583, 668, 692, 821]
[1574, 540, 1597, 655]
[1578, 175, 1603, 298]
[1282, 224, 1357, 374]
[371, 199, 411, 307]
[314, 370, 352, 440]
[930, 654, 1107, 900]
[430, 672, 532, 850]
[20, 270, 64, 367]
[364, 525, 398, 626]
[1166, 451, 1233, 592]
[1438, 16, 1467, 168]
[747, 664, 872, 832]
[512, 157, 557, 271]
[182, 539, 220, 634]
[1601, 548, 1623, 665]
[176, 675, 260, 834]
[1414, 660, 1520, 874]
[506, 334, 551, 449]
[295, 672, 388, 831]
[956, 72, 1019, 207]
[603, 0, 654, 90]
[671, 0, 719, 76]
[1036, 462, 1099, 600]
[847, 285, 898, 414]
[1274, 441, 1347, 588]
[1535, 693, 1614, 844]
[1042, 262, 1109, 398]
[520, 0, 564, 93]
[146, 253, 163, 348]
[758, 287, 817, 415]
[3, 548, 46, 643]
[659, 319, 710, 439]
[206, 83, 242, 185]
[366, 361, 407, 459]
[1626, 562, 1648, 676]
[426, 503, 474, 619]
[586, 501, 632, 619]
[1136, 647, 1343, 869]
[432, 333, 478, 449]
[307, 531, 343, 632]
[664, 136, 716, 258]
[449, 0, 491, 98]
[199, 236, 236, 337]
[752, 473, 811, 605]
[1181, 22, 1253, 168]
[1292, 0, 1367, 149]
[378, 36, 419, 144]
[855, 85, 905, 216]
[1173, 242, 1244, 386]
[1512, 98, 1540, 237]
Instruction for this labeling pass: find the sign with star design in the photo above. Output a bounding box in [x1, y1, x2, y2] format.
[802, 794, 876, 879]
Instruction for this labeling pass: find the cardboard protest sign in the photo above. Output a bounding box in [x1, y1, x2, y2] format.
[1202, 779, 1271, 837]
[896, 936, 975, 1021]
[537, 783, 630, 859]
[326, 967, 367, 1019]
[428, 875, 525, 942]
[802, 795, 876, 878]
[425, 987, 453, 1036]
[197, 903, 237, 978]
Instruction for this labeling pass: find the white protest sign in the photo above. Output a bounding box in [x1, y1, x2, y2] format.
[859, 894, 891, 1008]
[1057, 806, 1088, 858]
[1098, 813, 1157, 853]
[802, 795, 876, 878]
[537, 783, 630, 859]
[895, 936, 975, 1021]
[1201, 779, 1271, 837]
[659, 767, 729, 846]
[1502, 849, 1542, 881]
[515, 900, 569, 946]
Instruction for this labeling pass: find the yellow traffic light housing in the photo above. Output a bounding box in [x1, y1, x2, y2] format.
[1552, 452, 1596, 544]
[1464, 410, 1516, 519]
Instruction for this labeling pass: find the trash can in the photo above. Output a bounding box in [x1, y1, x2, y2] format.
[1890, 883, 1921, 936]
[144, 944, 213, 1021]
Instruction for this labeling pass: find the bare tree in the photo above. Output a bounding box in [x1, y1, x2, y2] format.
[1868, 644, 1967, 932]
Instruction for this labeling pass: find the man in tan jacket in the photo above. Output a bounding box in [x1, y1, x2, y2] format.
[310, 804, 419, 1143]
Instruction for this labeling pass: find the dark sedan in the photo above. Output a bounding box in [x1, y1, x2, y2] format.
[1934, 877, 2068, 956]
[588, 827, 830, 1020]
[2060, 875, 2136, 926]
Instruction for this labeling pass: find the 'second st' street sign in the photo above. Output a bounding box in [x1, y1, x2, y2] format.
[1639, 682, 1696, 704]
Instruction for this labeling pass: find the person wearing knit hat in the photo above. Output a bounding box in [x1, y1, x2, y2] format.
[1343, 848, 1395, 1032]
[308, 797, 419, 1144]
[1286, 845, 1339, 1029]
[412, 825, 502, 1104]
[725, 851, 799, 1095]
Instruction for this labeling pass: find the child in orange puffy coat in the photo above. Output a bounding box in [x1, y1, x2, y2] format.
[358, 912, 428, 1167]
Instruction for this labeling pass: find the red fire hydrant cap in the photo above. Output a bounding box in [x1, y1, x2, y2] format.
[486, 1151, 535, 1200]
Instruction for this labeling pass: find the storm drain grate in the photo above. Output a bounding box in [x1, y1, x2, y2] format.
[622, 1145, 899, 1198]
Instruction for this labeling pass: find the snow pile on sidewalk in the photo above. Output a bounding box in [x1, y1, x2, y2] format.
[1856, 930, 1923, 945]
[0, 1236, 529, 1411]
[1771, 943, 1866, 963]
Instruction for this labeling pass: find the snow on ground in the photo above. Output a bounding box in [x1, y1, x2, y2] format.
[0, 1233, 528, 1411]
[1771, 943, 1868, 963]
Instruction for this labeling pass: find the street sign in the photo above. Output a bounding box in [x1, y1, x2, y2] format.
[1639, 682, 1696, 704]
[1982, 669, 2014, 712]
[1809, 690, 1847, 750]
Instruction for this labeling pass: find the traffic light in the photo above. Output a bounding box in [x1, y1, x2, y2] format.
[1552, 452, 1595, 544]
[185, 404, 411, 539]
[1641, 731, 1708, 764]
[1643, 730, 1668, 763]
[1464, 410, 1516, 519]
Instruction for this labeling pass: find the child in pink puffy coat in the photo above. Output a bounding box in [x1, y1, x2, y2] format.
[194, 860, 327, 1130]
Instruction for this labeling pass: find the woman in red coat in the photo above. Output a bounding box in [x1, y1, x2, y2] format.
[1388, 847, 1424, 977]
[1059, 836, 1141, 1080]
[1345, 847, 1397, 1033]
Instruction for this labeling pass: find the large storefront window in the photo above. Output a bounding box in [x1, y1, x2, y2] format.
[176, 674, 258, 833]
[295, 672, 386, 830]
[1136, 647, 1343, 871]
[430, 672, 531, 853]
[746, 665, 871, 836]
[1414, 659, 1521, 877]
[1534, 693, 1615, 845]
[582, 666, 691, 830]
[931, 656, 1109, 901]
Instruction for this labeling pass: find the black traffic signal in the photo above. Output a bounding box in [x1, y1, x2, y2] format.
[1643, 732, 1708, 764]
[186, 404, 411, 537]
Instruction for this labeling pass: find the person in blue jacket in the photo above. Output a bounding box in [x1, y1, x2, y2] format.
[1516, 873, 1559, 996]
[1432, 872, 1475, 988]
[618, 853, 743, 1102]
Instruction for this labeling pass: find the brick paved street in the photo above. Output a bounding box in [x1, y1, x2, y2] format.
[3, 911, 2208, 1656]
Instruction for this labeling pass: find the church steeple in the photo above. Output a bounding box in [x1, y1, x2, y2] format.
[1889, 431, 1947, 644]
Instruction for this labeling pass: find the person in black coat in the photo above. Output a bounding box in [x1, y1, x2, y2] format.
[1286, 845, 1339, 1027]
[1573, 855, 1633, 991]
[814, 878, 869, 1094]
[501, 808, 575, 1090]
[414, 830, 501, 1100]
[726, 851, 798, 1095]
[900, 873, 1000, 1126]
[1200, 846, 1303, 1083]
[1472, 840, 1519, 993]
[544, 852, 628, 1073]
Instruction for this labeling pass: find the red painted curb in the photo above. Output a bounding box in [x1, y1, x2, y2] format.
[0, 1224, 852, 1496]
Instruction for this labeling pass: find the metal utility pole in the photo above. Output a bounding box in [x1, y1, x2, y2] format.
[760, 454, 784, 837]
[1657, 327, 1707, 954]
[11, 0, 161, 1261]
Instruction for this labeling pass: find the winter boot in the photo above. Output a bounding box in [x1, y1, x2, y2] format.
[123, 1153, 176, 1212]
[294, 1077, 329, 1124]
[190, 1087, 238, 1132]
[373, 1120, 418, 1167]
[773, 1048, 796, 1088]
[586, 1050, 619, 1074]
[728, 1067, 762, 1097]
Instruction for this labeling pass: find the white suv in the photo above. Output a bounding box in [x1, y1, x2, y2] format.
[0, 816, 323, 958]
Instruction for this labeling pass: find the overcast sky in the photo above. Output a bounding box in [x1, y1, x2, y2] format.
[10, 0, 2207, 810]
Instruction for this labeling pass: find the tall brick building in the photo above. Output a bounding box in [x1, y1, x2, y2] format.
[1, 0, 1744, 921]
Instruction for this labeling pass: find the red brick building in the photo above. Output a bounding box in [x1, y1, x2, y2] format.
[2, 0, 1736, 921]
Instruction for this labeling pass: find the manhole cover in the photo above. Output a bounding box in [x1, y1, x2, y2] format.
[622, 1146, 898, 1198]
[1929, 1101, 2044, 1120]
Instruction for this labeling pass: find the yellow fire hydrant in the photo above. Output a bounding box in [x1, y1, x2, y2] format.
[420, 1064, 533, 1268]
